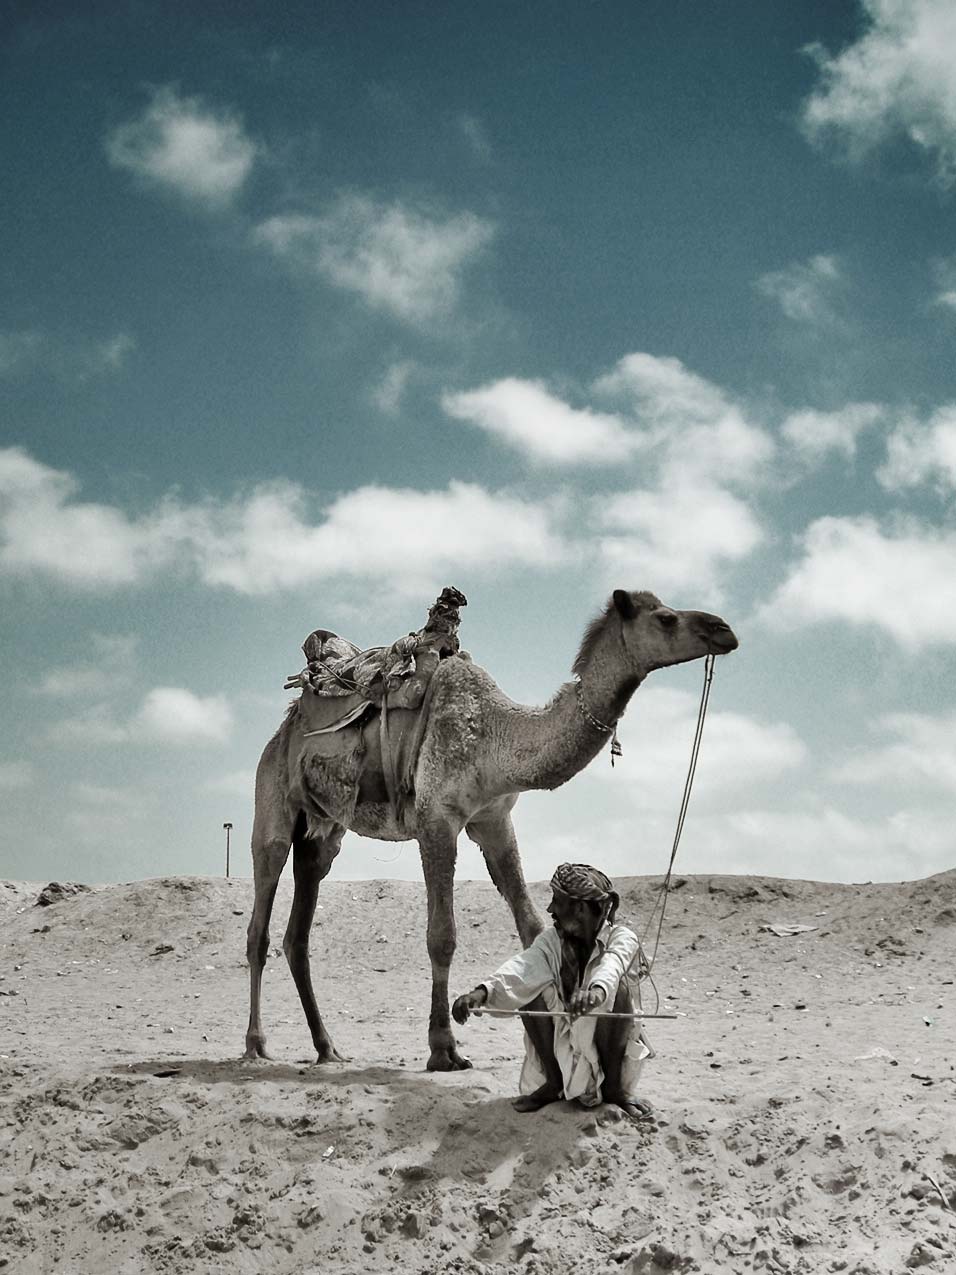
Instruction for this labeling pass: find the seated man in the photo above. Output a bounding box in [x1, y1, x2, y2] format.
[453, 863, 653, 1119]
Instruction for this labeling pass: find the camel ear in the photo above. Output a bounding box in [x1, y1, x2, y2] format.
[612, 589, 637, 620]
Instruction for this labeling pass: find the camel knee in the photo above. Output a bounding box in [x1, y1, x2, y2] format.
[427, 933, 456, 968]
[246, 926, 271, 968]
[283, 934, 310, 967]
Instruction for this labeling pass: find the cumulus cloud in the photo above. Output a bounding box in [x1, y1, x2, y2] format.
[801, 0, 956, 184]
[0, 447, 188, 587]
[441, 353, 772, 596]
[878, 404, 956, 490]
[759, 514, 956, 648]
[588, 688, 807, 810]
[255, 195, 494, 324]
[594, 479, 765, 596]
[193, 479, 565, 594]
[444, 353, 773, 483]
[781, 403, 884, 460]
[372, 360, 416, 415]
[136, 688, 233, 743]
[931, 256, 956, 310]
[442, 378, 638, 465]
[203, 768, 257, 797]
[0, 446, 565, 594]
[755, 254, 844, 325]
[35, 634, 138, 697]
[56, 687, 233, 746]
[106, 86, 257, 205]
[834, 709, 956, 792]
[593, 352, 774, 484]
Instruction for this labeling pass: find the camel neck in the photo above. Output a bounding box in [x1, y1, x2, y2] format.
[502, 626, 645, 791]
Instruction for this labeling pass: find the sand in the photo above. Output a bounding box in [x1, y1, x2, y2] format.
[1, 869, 954, 1274]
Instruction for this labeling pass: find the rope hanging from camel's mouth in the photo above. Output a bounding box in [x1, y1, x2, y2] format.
[640, 652, 716, 983]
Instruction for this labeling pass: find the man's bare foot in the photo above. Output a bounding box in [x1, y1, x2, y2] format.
[512, 1083, 563, 1113]
[606, 1092, 653, 1120]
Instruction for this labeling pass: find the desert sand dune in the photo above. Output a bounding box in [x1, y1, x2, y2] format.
[1, 870, 954, 1274]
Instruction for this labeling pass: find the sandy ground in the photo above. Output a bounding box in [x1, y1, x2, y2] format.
[1, 869, 954, 1275]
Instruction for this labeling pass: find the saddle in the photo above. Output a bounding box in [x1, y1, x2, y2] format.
[285, 588, 467, 827]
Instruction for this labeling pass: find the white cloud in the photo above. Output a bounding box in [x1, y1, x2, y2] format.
[372, 360, 416, 415]
[592, 352, 774, 484]
[755, 254, 844, 325]
[35, 633, 138, 696]
[442, 378, 637, 465]
[834, 709, 956, 791]
[594, 479, 765, 595]
[931, 255, 956, 309]
[0, 761, 34, 790]
[781, 403, 884, 460]
[106, 86, 257, 205]
[54, 687, 231, 747]
[878, 404, 956, 490]
[760, 514, 956, 648]
[193, 479, 566, 594]
[255, 195, 494, 324]
[689, 804, 945, 882]
[588, 688, 807, 811]
[444, 353, 773, 483]
[203, 768, 257, 798]
[0, 447, 565, 594]
[136, 687, 233, 743]
[0, 447, 187, 587]
[801, 0, 956, 184]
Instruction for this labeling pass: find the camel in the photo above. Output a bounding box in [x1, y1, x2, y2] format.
[244, 588, 738, 1071]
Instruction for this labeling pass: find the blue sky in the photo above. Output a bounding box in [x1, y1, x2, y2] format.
[3, 0, 956, 885]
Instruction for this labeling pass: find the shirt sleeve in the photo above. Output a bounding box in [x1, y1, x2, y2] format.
[588, 925, 641, 1000]
[480, 931, 556, 1010]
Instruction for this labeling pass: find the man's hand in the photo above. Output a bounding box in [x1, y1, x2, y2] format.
[452, 987, 488, 1025]
[567, 984, 607, 1020]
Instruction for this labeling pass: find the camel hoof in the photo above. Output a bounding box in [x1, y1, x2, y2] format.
[315, 1046, 349, 1064]
[241, 1047, 273, 1063]
[426, 1048, 473, 1072]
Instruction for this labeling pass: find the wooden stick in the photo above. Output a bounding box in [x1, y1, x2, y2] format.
[473, 1009, 677, 1020]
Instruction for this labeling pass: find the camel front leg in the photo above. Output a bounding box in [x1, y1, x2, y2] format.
[284, 821, 346, 1064]
[419, 821, 470, 1071]
[466, 808, 544, 949]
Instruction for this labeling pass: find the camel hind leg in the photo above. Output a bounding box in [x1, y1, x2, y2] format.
[283, 815, 346, 1063]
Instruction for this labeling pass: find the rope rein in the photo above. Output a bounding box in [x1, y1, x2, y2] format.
[638, 652, 716, 990]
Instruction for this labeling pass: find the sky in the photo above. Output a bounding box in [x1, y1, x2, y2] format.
[3, 0, 956, 887]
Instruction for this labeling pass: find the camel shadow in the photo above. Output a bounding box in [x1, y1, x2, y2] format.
[112, 1054, 495, 1097]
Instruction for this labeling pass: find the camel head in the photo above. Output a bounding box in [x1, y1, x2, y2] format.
[578, 589, 738, 681]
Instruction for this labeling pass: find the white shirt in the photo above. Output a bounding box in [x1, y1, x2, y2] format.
[480, 922, 653, 1105]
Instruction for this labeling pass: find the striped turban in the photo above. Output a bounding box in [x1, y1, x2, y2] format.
[550, 863, 619, 922]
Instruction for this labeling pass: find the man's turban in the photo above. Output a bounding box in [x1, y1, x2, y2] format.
[550, 863, 620, 921]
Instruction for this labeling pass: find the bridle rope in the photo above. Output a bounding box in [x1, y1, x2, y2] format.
[640, 652, 716, 992]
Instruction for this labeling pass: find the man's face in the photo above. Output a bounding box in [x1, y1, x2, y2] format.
[547, 890, 600, 943]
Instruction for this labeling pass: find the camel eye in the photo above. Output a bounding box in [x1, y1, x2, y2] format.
[657, 610, 678, 628]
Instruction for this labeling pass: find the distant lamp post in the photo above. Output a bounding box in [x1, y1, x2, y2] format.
[223, 822, 233, 879]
